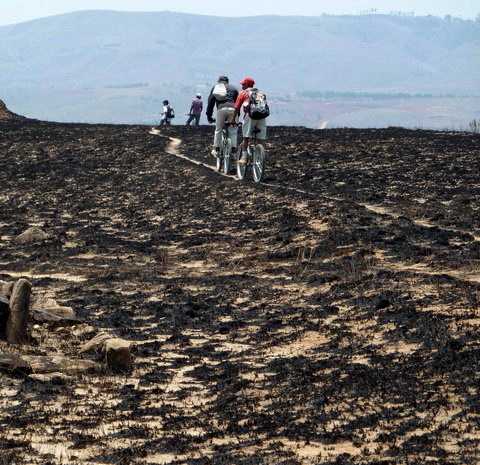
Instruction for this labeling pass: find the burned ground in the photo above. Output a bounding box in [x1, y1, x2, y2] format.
[1, 121, 480, 464]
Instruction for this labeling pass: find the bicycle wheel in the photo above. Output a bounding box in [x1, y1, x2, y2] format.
[222, 138, 232, 175]
[236, 150, 247, 181]
[215, 153, 222, 172]
[252, 144, 265, 183]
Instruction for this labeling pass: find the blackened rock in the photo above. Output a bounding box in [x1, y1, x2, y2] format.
[375, 297, 391, 310]
[0, 295, 9, 338]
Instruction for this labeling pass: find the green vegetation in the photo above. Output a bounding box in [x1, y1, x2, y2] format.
[299, 91, 454, 100]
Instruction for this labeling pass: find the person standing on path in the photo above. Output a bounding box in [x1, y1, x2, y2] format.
[186, 94, 203, 126]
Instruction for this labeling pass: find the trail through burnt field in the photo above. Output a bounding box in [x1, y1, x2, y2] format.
[1, 121, 480, 464]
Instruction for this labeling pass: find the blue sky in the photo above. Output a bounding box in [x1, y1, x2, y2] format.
[0, 0, 478, 25]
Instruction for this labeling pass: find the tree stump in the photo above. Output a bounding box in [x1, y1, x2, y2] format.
[0, 296, 9, 339]
[6, 279, 32, 345]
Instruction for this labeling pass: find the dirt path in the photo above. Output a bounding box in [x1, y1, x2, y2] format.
[150, 129, 238, 181]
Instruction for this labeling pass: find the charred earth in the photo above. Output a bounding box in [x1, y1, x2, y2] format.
[1, 120, 480, 464]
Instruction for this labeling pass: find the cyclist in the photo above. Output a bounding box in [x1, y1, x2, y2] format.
[206, 76, 239, 158]
[235, 77, 268, 164]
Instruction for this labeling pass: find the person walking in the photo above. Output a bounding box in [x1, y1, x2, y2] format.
[186, 94, 203, 126]
[159, 100, 175, 126]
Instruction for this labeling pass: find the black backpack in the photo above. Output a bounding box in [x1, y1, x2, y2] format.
[248, 89, 270, 120]
[167, 106, 175, 119]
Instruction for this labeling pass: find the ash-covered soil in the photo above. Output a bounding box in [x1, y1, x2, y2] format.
[1, 120, 480, 464]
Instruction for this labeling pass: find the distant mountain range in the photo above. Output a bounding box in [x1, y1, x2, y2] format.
[1, 11, 479, 126]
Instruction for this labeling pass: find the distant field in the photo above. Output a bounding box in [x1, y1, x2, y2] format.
[3, 85, 479, 129]
[274, 95, 480, 130]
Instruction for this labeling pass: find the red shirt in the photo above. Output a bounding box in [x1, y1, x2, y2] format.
[235, 88, 252, 113]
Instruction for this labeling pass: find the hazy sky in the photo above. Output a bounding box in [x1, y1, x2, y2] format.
[0, 0, 478, 25]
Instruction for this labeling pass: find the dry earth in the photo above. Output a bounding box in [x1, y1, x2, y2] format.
[1, 120, 480, 464]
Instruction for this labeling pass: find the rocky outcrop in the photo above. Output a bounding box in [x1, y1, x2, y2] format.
[0, 99, 24, 121]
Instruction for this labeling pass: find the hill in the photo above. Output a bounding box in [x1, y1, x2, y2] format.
[0, 11, 479, 125]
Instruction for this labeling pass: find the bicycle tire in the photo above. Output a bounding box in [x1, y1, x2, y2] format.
[223, 138, 232, 175]
[236, 151, 247, 180]
[215, 154, 222, 172]
[252, 144, 265, 183]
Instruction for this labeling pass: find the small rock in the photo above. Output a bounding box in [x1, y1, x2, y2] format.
[29, 372, 73, 384]
[80, 333, 134, 372]
[15, 227, 49, 245]
[72, 324, 96, 338]
[31, 296, 79, 323]
[0, 351, 31, 374]
[105, 338, 133, 372]
[25, 355, 99, 375]
[375, 298, 391, 310]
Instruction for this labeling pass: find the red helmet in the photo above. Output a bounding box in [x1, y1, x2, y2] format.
[240, 77, 255, 88]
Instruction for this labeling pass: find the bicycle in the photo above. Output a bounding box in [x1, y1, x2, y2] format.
[236, 127, 266, 183]
[215, 121, 238, 175]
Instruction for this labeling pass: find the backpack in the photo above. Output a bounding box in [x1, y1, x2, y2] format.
[167, 106, 175, 119]
[212, 83, 228, 102]
[248, 89, 270, 120]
